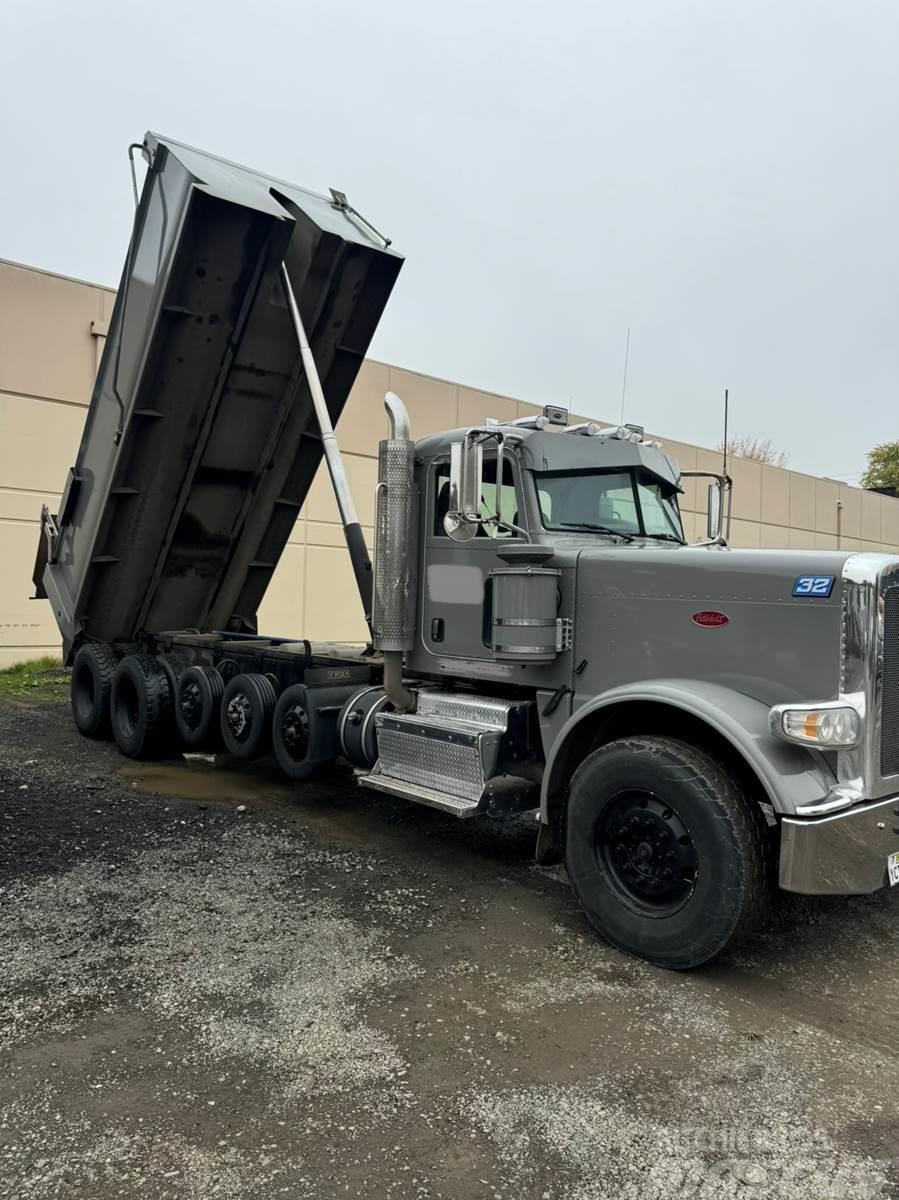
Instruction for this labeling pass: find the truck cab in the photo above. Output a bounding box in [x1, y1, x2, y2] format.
[408, 419, 688, 675]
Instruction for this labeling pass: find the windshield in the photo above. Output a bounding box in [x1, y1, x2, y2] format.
[536, 468, 684, 541]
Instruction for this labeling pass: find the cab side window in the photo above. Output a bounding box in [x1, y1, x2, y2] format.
[433, 457, 522, 538]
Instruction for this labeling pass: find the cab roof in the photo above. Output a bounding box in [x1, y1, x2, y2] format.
[414, 425, 682, 491]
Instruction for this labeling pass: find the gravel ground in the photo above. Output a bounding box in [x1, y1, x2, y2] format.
[1, 691, 898, 1199]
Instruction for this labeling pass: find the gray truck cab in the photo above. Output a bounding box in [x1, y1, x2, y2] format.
[408, 420, 685, 675]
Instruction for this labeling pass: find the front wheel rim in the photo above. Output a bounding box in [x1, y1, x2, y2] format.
[594, 789, 698, 916]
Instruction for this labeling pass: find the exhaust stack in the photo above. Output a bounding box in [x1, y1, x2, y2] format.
[373, 392, 417, 711]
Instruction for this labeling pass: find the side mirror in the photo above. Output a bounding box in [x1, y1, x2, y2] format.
[707, 482, 721, 540]
[444, 438, 483, 542]
[679, 470, 732, 545]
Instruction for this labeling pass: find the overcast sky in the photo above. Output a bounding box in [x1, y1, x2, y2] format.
[2, 0, 896, 481]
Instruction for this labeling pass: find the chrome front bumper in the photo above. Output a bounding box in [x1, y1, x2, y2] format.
[779, 792, 899, 894]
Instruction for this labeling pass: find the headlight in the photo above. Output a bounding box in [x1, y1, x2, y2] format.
[769, 703, 861, 749]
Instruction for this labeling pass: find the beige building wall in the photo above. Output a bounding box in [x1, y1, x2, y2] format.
[2, 257, 898, 669]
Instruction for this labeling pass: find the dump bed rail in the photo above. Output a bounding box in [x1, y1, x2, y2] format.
[36, 133, 402, 659]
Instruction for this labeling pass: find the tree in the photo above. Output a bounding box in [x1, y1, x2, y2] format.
[717, 436, 788, 468]
[860, 442, 899, 493]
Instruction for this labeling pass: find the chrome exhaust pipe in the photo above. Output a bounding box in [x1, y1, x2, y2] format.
[373, 392, 416, 712]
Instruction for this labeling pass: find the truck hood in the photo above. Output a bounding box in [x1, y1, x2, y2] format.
[569, 543, 877, 706]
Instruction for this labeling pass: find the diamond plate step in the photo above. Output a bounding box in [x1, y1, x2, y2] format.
[415, 691, 510, 728]
[359, 772, 481, 816]
[372, 712, 500, 802]
[358, 689, 538, 819]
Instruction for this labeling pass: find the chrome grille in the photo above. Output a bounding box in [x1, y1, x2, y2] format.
[882, 585, 899, 778]
[839, 555, 899, 802]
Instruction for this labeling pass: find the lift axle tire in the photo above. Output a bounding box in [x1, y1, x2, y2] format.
[110, 654, 174, 760]
[220, 673, 277, 759]
[272, 685, 319, 781]
[70, 642, 118, 739]
[157, 653, 190, 701]
[175, 665, 225, 748]
[156, 654, 191, 743]
[564, 735, 771, 970]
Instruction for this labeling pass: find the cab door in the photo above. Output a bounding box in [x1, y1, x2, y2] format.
[420, 454, 526, 662]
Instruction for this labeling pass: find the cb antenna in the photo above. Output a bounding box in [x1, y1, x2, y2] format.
[722, 387, 729, 474]
[619, 326, 631, 424]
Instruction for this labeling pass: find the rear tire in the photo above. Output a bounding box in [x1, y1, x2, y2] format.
[110, 654, 174, 759]
[70, 642, 118, 738]
[175, 665, 225, 748]
[156, 654, 190, 747]
[564, 735, 771, 969]
[272, 685, 319, 780]
[220, 673, 277, 759]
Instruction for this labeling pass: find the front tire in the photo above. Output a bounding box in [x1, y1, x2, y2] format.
[564, 735, 771, 969]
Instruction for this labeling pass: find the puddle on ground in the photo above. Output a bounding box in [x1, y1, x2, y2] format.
[117, 755, 302, 808]
[114, 755, 406, 854]
[116, 753, 549, 866]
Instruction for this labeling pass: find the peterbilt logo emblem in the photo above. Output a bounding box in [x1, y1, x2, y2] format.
[692, 610, 729, 628]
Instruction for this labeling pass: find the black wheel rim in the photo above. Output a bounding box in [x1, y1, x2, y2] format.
[225, 691, 253, 743]
[279, 703, 310, 763]
[180, 680, 205, 732]
[594, 789, 698, 916]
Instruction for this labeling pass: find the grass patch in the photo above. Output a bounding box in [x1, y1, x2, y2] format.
[0, 656, 69, 699]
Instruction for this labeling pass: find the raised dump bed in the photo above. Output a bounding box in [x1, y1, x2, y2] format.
[34, 133, 403, 659]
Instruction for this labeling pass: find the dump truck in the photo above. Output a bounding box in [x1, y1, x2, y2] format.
[33, 134, 899, 969]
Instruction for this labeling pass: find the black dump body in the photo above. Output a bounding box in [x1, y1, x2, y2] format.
[36, 133, 402, 659]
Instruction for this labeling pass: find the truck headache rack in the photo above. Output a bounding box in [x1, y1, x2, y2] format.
[36, 133, 403, 658]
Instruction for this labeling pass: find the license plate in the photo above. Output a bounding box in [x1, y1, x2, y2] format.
[889, 852, 899, 888]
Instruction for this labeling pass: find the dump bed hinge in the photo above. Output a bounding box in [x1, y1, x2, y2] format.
[328, 188, 393, 247]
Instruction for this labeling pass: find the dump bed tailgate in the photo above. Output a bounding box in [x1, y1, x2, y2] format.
[37, 133, 402, 658]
